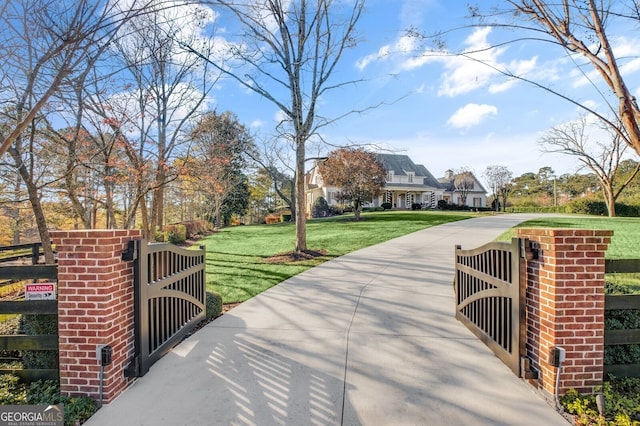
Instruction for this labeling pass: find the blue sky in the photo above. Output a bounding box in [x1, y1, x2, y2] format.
[205, 0, 640, 181]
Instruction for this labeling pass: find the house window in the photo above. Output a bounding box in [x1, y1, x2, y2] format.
[473, 197, 482, 207]
[408, 173, 414, 183]
[388, 171, 394, 182]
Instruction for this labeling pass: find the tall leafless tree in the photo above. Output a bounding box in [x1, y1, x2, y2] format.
[540, 115, 640, 216]
[483, 165, 513, 212]
[186, 0, 366, 253]
[0, 0, 148, 262]
[505, 1, 640, 157]
[453, 168, 475, 206]
[97, 1, 217, 239]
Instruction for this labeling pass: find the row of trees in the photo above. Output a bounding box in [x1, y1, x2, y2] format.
[0, 0, 369, 261]
[3, 0, 640, 260]
[484, 161, 640, 216]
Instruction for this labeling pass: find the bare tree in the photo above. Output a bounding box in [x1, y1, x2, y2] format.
[504, 1, 640, 157]
[186, 0, 366, 253]
[411, 2, 640, 163]
[483, 165, 513, 212]
[0, 0, 148, 262]
[453, 168, 475, 206]
[98, 1, 217, 239]
[540, 115, 640, 216]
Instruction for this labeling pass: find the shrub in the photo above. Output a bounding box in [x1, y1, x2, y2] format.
[411, 203, 422, 211]
[0, 377, 97, 426]
[182, 220, 212, 238]
[27, 380, 97, 426]
[265, 214, 280, 224]
[566, 199, 640, 217]
[280, 214, 292, 222]
[0, 374, 26, 405]
[505, 206, 567, 213]
[205, 291, 223, 321]
[381, 202, 392, 210]
[19, 314, 58, 370]
[312, 197, 331, 218]
[561, 378, 640, 426]
[604, 281, 640, 370]
[437, 200, 448, 210]
[162, 224, 187, 244]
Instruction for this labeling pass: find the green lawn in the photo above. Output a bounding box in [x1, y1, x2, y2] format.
[495, 216, 640, 293]
[200, 210, 474, 303]
[495, 216, 640, 259]
[202, 213, 640, 303]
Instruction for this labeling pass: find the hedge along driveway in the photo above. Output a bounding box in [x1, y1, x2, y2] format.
[200, 211, 475, 303]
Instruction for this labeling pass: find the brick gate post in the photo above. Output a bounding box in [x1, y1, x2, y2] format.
[516, 228, 612, 398]
[51, 230, 141, 403]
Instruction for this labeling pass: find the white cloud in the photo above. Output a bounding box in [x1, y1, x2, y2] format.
[250, 119, 265, 128]
[356, 44, 391, 70]
[355, 35, 417, 71]
[274, 109, 288, 124]
[447, 103, 497, 129]
[357, 26, 542, 97]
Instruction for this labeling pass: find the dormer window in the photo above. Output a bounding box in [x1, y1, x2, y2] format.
[408, 172, 414, 183]
[388, 171, 394, 182]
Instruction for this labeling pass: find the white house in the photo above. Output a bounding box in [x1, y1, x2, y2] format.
[438, 169, 488, 208]
[305, 153, 487, 213]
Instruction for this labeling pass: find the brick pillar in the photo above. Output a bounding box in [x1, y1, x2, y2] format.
[516, 228, 612, 397]
[51, 230, 141, 403]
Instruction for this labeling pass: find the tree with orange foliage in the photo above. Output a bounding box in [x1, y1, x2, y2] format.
[318, 148, 387, 220]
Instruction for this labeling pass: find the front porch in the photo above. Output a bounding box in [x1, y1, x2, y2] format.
[373, 188, 444, 209]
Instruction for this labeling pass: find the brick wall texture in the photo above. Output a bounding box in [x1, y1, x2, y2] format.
[516, 228, 612, 396]
[51, 230, 141, 403]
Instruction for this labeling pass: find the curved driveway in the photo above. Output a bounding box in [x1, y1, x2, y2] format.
[87, 214, 569, 426]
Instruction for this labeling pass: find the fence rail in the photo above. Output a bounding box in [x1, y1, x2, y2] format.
[0, 261, 58, 382]
[0, 242, 45, 265]
[604, 259, 640, 379]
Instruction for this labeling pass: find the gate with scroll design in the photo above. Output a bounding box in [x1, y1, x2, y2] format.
[454, 238, 529, 377]
[124, 240, 206, 377]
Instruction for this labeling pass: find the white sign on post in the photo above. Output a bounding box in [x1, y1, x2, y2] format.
[25, 283, 56, 301]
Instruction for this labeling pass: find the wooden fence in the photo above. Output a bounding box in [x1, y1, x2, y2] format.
[604, 259, 640, 378]
[0, 245, 58, 382]
[0, 242, 45, 265]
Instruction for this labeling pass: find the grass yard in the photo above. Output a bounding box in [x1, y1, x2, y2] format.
[495, 216, 640, 259]
[495, 215, 640, 293]
[202, 213, 640, 303]
[200, 210, 474, 303]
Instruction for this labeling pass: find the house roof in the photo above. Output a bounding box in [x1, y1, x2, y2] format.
[438, 175, 488, 194]
[375, 154, 442, 188]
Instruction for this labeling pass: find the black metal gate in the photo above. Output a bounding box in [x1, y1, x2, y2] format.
[454, 238, 529, 377]
[124, 240, 206, 377]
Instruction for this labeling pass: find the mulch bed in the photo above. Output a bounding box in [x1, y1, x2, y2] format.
[262, 249, 327, 264]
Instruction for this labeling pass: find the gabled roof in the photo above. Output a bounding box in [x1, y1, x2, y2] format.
[438, 173, 488, 194]
[375, 154, 442, 188]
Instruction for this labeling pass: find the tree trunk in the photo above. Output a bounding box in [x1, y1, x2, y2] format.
[9, 148, 54, 264]
[354, 201, 362, 220]
[294, 141, 306, 252]
[11, 173, 21, 244]
[604, 185, 616, 217]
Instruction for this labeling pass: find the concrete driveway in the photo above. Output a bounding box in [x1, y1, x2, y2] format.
[86, 214, 570, 426]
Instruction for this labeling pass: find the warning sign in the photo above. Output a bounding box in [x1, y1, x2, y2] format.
[25, 283, 56, 301]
